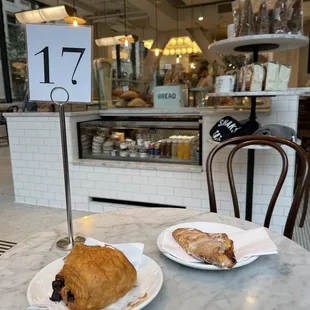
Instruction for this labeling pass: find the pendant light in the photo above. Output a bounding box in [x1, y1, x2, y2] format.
[63, 0, 86, 26]
[151, 0, 163, 56]
[119, 0, 134, 46]
[96, 0, 135, 47]
[15, 5, 75, 24]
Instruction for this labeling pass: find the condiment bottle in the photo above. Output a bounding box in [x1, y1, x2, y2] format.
[191, 138, 196, 160]
[166, 139, 172, 157]
[183, 140, 191, 160]
[160, 140, 167, 157]
[177, 140, 184, 160]
[172, 139, 177, 159]
[154, 142, 161, 158]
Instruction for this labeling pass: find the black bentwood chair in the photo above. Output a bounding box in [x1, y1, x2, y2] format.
[206, 135, 309, 240]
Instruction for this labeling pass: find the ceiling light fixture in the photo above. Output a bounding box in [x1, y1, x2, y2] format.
[15, 5, 75, 24]
[63, 0, 86, 25]
[119, 0, 134, 46]
[198, 16, 203, 21]
[96, 1, 136, 47]
[151, 0, 163, 56]
[95, 35, 135, 46]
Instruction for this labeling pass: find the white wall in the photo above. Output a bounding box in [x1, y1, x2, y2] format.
[6, 96, 299, 234]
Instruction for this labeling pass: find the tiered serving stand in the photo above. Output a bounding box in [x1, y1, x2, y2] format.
[208, 34, 310, 221]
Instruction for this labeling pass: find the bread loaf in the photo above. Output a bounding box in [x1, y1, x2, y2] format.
[120, 91, 139, 100]
[127, 98, 146, 107]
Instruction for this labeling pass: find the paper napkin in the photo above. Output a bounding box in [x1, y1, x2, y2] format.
[28, 238, 144, 310]
[161, 226, 278, 264]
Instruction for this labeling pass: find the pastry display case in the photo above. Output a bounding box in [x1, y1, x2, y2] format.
[77, 116, 202, 165]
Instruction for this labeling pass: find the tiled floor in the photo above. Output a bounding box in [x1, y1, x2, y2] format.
[0, 146, 309, 250]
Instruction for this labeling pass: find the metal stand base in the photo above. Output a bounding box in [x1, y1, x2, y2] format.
[56, 236, 86, 251]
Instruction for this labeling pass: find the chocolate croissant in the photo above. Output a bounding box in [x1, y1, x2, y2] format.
[172, 228, 236, 268]
[50, 244, 137, 310]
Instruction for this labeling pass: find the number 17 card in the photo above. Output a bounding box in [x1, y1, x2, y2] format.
[26, 24, 92, 103]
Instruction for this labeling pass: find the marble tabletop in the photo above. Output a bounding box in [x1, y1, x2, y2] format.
[1, 208, 310, 310]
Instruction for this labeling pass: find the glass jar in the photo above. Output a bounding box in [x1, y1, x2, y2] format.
[183, 140, 191, 160]
[171, 139, 177, 159]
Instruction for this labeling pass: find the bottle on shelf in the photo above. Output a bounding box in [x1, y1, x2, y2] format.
[183, 140, 191, 160]
[177, 140, 185, 160]
[160, 140, 167, 157]
[172, 139, 178, 159]
[166, 139, 172, 158]
[154, 142, 161, 158]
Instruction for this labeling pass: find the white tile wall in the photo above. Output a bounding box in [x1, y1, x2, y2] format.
[6, 95, 300, 234]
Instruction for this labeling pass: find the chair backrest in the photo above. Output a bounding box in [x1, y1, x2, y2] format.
[206, 135, 309, 239]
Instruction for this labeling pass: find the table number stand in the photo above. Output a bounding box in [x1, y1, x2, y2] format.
[50, 87, 85, 251]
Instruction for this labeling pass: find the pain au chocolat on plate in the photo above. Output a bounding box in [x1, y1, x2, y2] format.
[50, 244, 137, 310]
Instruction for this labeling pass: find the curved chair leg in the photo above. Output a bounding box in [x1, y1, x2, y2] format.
[299, 185, 309, 228]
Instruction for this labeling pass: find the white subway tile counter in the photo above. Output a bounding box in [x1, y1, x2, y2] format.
[4, 95, 300, 234]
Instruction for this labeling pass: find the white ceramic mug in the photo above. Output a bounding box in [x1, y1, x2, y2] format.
[215, 75, 235, 93]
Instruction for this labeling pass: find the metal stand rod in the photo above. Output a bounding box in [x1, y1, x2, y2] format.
[245, 46, 259, 222]
[246, 149, 255, 221]
[51, 87, 85, 251]
[59, 104, 74, 246]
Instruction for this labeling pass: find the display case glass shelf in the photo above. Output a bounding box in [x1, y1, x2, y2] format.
[77, 116, 202, 166]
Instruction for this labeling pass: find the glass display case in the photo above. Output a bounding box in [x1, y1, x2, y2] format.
[77, 116, 202, 165]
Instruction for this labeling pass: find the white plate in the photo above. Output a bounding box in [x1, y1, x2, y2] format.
[27, 255, 163, 310]
[157, 222, 258, 271]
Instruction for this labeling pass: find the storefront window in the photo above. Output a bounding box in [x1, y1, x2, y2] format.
[6, 13, 26, 101]
[0, 49, 6, 102]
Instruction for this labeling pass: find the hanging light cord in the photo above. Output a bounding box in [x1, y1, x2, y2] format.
[104, 0, 107, 26]
[155, 0, 158, 45]
[191, 0, 194, 51]
[177, 9, 179, 39]
[123, 0, 128, 36]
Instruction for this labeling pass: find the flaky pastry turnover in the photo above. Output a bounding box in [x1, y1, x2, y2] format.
[172, 228, 236, 268]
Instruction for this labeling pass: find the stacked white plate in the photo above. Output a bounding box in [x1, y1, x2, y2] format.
[102, 141, 114, 155]
[81, 134, 92, 154]
[92, 136, 105, 155]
